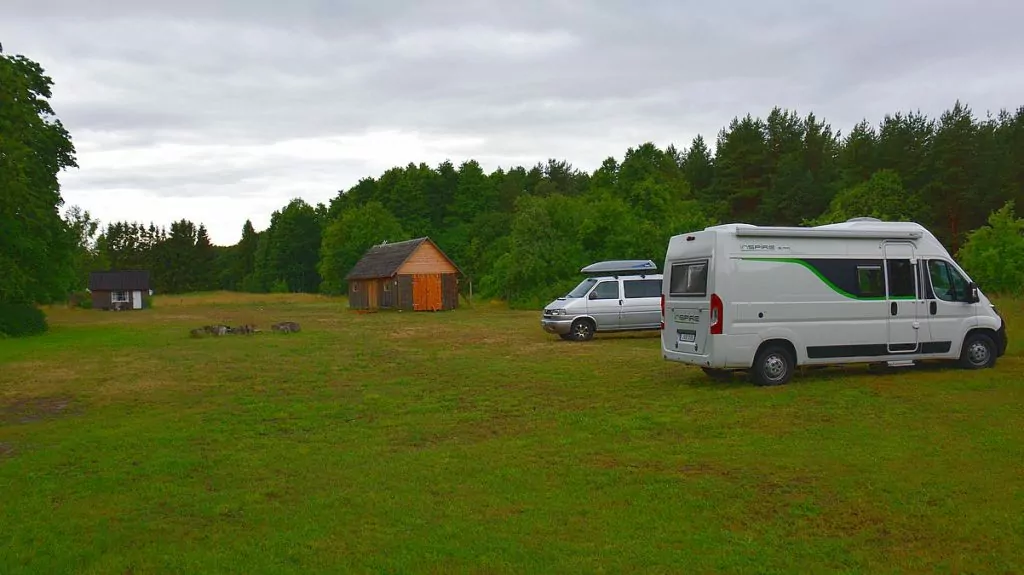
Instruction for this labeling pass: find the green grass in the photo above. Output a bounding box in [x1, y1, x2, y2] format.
[1, 291, 1023, 573]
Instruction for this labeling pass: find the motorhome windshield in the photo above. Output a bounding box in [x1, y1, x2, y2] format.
[565, 278, 597, 298]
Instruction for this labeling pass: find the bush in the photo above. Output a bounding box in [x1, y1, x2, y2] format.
[957, 201, 1024, 296]
[0, 302, 49, 337]
[68, 290, 92, 309]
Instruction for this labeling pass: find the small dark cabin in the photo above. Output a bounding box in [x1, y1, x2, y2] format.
[345, 237, 462, 311]
[89, 270, 152, 311]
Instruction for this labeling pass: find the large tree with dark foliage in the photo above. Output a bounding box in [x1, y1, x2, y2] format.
[0, 47, 78, 309]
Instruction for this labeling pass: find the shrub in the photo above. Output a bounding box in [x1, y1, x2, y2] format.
[0, 302, 49, 337]
[957, 201, 1024, 296]
[68, 290, 92, 309]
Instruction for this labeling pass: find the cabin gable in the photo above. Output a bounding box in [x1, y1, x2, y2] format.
[396, 241, 459, 276]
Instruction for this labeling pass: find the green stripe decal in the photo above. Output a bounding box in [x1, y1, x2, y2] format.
[740, 257, 916, 301]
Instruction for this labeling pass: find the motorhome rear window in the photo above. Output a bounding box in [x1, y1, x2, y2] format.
[669, 261, 707, 297]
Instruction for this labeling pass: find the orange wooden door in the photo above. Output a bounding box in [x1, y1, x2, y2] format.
[427, 274, 442, 310]
[413, 274, 443, 311]
[367, 281, 379, 310]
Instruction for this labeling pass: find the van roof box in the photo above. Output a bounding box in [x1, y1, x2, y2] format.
[580, 260, 659, 275]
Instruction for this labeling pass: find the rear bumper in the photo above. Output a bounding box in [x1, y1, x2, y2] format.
[995, 318, 1008, 357]
[541, 317, 574, 335]
[662, 347, 717, 368]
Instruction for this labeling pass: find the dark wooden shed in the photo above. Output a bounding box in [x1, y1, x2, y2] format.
[89, 270, 152, 311]
[345, 237, 462, 311]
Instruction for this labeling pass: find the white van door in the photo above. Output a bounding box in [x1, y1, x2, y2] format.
[923, 258, 979, 351]
[884, 243, 921, 353]
[664, 259, 711, 356]
[586, 279, 622, 331]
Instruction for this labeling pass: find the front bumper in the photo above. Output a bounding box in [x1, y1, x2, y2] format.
[541, 317, 574, 335]
[995, 317, 1008, 357]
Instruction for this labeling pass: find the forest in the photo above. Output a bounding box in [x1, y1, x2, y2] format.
[76, 103, 1024, 308]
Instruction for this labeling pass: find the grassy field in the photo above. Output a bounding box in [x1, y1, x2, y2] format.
[1, 292, 1022, 574]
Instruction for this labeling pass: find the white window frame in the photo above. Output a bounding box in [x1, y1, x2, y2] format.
[111, 290, 130, 303]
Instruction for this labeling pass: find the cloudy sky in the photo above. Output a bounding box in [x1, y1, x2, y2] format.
[4, 0, 1022, 245]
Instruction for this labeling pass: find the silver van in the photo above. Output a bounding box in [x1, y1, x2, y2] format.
[541, 260, 664, 341]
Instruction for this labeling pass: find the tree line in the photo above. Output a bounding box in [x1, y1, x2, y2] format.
[3, 47, 1023, 338]
[89, 103, 1024, 307]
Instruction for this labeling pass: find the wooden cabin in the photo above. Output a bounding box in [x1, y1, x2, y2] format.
[89, 270, 152, 311]
[345, 237, 463, 311]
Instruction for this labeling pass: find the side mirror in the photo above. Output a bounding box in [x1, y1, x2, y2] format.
[588, 292, 598, 300]
[968, 282, 980, 303]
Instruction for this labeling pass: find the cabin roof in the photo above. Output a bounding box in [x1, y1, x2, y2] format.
[89, 270, 151, 291]
[344, 237, 462, 280]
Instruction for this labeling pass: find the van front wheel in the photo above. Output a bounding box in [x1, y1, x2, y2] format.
[569, 318, 595, 342]
[958, 332, 997, 369]
[750, 344, 795, 387]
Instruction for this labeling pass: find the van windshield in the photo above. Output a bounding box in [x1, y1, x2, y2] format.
[565, 278, 597, 298]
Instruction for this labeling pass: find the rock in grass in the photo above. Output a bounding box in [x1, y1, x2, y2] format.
[271, 321, 301, 333]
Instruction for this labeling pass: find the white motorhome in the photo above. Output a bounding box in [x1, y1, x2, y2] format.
[660, 218, 1008, 386]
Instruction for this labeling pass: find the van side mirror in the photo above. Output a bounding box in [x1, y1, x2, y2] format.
[588, 292, 598, 300]
[967, 282, 980, 303]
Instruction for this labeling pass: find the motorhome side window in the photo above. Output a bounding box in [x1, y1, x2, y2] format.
[590, 280, 620, 300]
[928, 260, 969, 302]
[886, 259, 916, 298]
[669, 261, 707, 297]
[856, 266, 884, 297]
[623, 279, 661, 298]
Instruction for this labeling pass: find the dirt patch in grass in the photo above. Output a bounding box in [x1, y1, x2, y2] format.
[0, 442, 14, 459]
[0, 394, 78, 425]
[1, 362, 79, 384]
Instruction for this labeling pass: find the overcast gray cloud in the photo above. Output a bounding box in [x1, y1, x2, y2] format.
[3, 0, 1023, 244]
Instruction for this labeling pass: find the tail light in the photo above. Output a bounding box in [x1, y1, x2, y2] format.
[709, 293, 723, 335]
[659, 293, 665, 330]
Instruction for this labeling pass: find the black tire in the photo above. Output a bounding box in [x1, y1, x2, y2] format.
[701, 367, 733, 381]
[558, 333, 574, 341]
[568, 318, 595, 342]
[749, 344, 795, 386]
[958, 332, 997, 369]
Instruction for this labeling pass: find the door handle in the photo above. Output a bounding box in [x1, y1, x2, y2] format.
[930, 301, 937, 315]
[890, 302, 898, 316]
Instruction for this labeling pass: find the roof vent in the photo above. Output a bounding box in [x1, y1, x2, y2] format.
[846, 217, 882, 222]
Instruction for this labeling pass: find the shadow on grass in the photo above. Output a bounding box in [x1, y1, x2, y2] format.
[678, 359, 971, 390]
